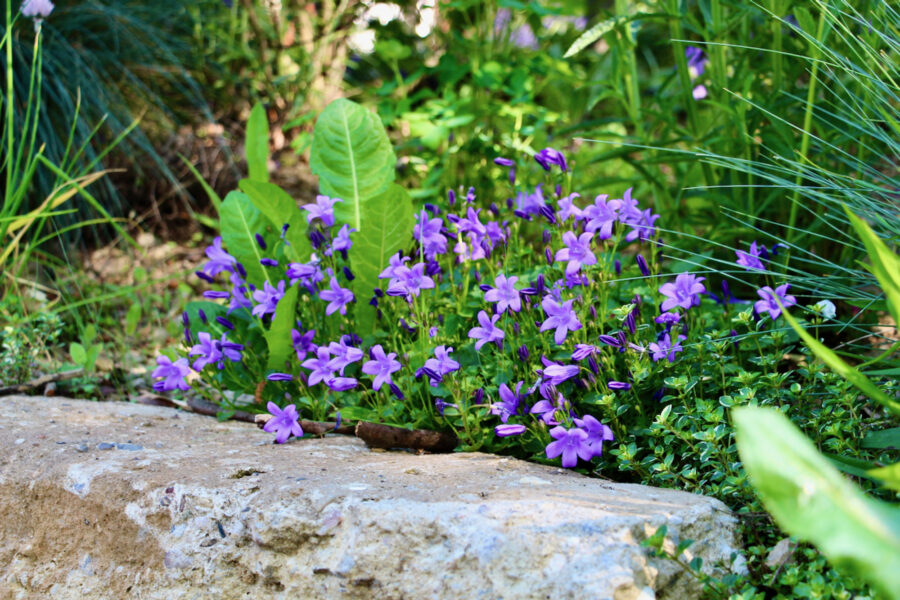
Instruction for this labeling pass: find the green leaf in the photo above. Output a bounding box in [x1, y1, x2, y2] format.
[219, 191, 270, 287]
[844, 205, 900, 326]
[125, 303, 141, 336]
[779, 301, 900, 416]
[70, 342, 86, 365]
[265, 283, 299, 371]
[246, 103, 270, 183]
[868, 462, 900, 492]
[85, 345, 101, 373]
[863, 427, 900, 450]
[349, 184, 415, 336]
[310, 98, 396, 231]
[734, 406, 900, 599]
[238, 180, 312, 263]
[563, 12, 651, 58]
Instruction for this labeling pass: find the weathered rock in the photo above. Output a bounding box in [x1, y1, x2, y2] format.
[0, 396, 742, 599]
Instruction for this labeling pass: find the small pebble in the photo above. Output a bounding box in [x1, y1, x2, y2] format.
[97, 442, 115, 450]
[75, 444, 89, 453]
[116, 443, 143, 451]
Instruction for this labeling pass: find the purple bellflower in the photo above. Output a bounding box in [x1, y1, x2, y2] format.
[263, 402, 304, 444]
[326, 377, 358, 392]
[302, 347, 337, 386]
[534, 147, 568, 172]
[540, 297, 582, 344]
[189, 333, 222, 372]
[583, 195, 621, 240]
[555, 231, 597, 275]
[545, 426, 593, 468]
[649, 333, 687, 363]
[362, 345, 402, 390]
[387, 263, 435, 300]
[319, 277, 355, 316]
[251, 280, 286, 318]
[754, 284, 797, 320]
[152, 356, 191, 392]
[378, 252, 411, 280]
[495, 424, 527, 437]
[736, 241, 767, 271]
[327, 336, 364, 374]
[573, 415, 614, 458]
[327, 224, 355, 257]
[659, 273, 706, 312]
[201, 236, 236, 277]
[302, 195, 341, 227]
[556, 193, 583, 222]
[491, 381, 524, 423]
[468, 310, 506, 350]
[291, 328, 317, 362]
[423, 345, 460, 386]
[543, 363, 580, 385]
[625, 208, 660, 242]
[483, 273, 522, 314]
[414, 210, 447, 260]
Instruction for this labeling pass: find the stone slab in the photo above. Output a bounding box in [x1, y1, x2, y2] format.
[0, 396, 742, 599]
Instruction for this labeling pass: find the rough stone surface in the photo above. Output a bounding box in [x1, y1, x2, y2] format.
[0, 396, 742, 599]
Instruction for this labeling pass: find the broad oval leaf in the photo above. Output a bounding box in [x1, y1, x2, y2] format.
[350, 184, 415, 336]
[246, 103, 270, 183]
[734, 406, 900, 599]
[265, 283, 300, 371]
[238, 179, 313, 263]
[310, 98, 396, 231]
[219, 191, 270, 287]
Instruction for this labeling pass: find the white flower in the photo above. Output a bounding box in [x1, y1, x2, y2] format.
[812, 300, 837, 320]
[21, 0, 54, 20]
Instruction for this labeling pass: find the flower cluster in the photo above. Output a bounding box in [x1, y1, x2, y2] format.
[154, 145, 812, 472]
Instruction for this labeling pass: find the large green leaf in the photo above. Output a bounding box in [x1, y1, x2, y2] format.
[309, 98, 396, 231]
[246, 103, 270, 183]
[238, 179, 312, 263]
[863, 427, 900, 450]
[219, 191, 269, 287]
[734, 406, 900, 599]
[265, 283, 299, 371]
[350, 184, 415, 335]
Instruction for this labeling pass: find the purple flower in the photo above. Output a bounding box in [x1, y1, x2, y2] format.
[302, 195, 341, 227]
[573, 415, 614, 458]
[423, 345, 460, 385]
[327, 224, 355, 257]
[754, 284, 797, 320]
[685, 46, 707, 78]
[495, 424, 527, 437]
[556, 193, 583, 222]
[201, 236, 236, 277]
[21, 0, 55, 21]
[467, 310, 505, 350]
[387, 263, 435, 300]
[152, 355, 191, 392]
[534, 147, 568, 172]
[572, 344, 600, 360]
[514, 185, 547, 217]
[625, 208, 660, 242]
[555, 231, 597, 276]
[636, 254, 651, 277]
[251, 280, 286, 318]
[608, 381, 631, 390]
[267, 372, 293, 381]
[530, 398, 560, 425]
[362, 345, 402, 391]
[491, 381, 524, 423]
[692, 85, 708, 100]
[319, 277, 355, 316]
[378, 252, 411, 280]
[659, 273, 706, 312]
[583, 194, 621, 240]
[413, 210, 447, 259]
[263, 402, 304, 443]
[543, 364, 580, 385]
[327, 337, 364, 374]
[218, 334, 243, 365]
[649, 333, 687, 363]
[286, 261, 323, 289]
[260, 258, 279, 267]
[484, 273, 522, 314]
[494, 157, 515, 167]
[302, 347, 336, 386]
[188, 332, 222, 371]
[540, 297, 582, 345]
[545, 426, 593, 468]
[654, 311, 682, 325]
[291, 328, 317, 362]
[736, 241, 767, 271]
[616, 188, 642, 224]
[326, 377, 358, 392]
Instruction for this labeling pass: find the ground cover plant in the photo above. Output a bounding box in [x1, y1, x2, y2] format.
[152, 97, 899, 597]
